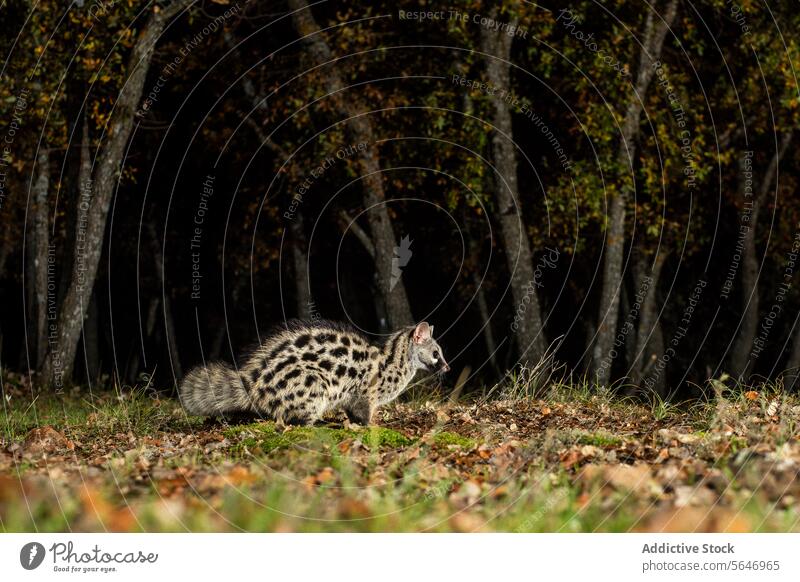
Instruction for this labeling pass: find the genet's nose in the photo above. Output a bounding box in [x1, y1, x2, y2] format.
[440, 362, 450, 373]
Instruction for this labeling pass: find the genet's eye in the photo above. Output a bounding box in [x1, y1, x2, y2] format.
[433, 351, 440, 360]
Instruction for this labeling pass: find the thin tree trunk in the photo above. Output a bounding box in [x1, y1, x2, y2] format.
[210, 322, 228, 362]
[0, 236, 11, 280]
[127, 296, 159, 383]
[82, 289, 100, 381]
[472, 267, 501, 377]
[289, 211, 312, 319]
[32, 148, 51, 368]
[23, 210, 36, 370]
[785, 313, 800, 390]
[210, 272, 248, 361]
[592, 0, 679, 385]
[631, 252, 667, 393]
[480, 9, 546, 365]
[146, 222, 182, 379]
[288, 0, 413, 328]
[41, 0, 193, 387]
[0, 233, 10, 358]
[730, 132, 793, 378]
[163, 293, 182, 379]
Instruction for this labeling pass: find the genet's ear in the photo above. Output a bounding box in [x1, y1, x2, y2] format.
[413, 322, 431, 344]
[429, 325, 435, 337]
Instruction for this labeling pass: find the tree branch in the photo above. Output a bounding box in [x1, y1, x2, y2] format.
[337, 210, 375, 258]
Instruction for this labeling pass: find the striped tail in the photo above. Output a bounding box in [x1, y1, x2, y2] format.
[178, 361, 251, 416]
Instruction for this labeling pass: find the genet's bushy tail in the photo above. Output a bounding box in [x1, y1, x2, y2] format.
[178, 361, 250, 416]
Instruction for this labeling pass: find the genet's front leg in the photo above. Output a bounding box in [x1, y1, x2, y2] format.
[344, 397, 373, 426]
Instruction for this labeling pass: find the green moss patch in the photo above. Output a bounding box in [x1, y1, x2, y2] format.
[361, 426, 414, 448]
[224, 422, 412, 454]
[574, 431, 623, 448]
[432, 431, 476, 449]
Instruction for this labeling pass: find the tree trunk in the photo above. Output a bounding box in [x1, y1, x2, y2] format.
[146, 222, 182, 380]
[729, 131, 792, 379]
[288, 0, 413, 328]
[592, 0, 679, 385]
[480, 10, 546, 365]
[127, 295, 160, 383]
[31, 148, 51, 368]
[163, 293, 182, 380]
[472, 267, 501, 377]
[785, 313, 800, 390]
[41, 0, 193, 387]
[23, 210, 37, 370]
[0, 229, 11, 277]
[82, 289, 101, 381]
[289, 211, 312, 319]
[631, 251, 667, 393]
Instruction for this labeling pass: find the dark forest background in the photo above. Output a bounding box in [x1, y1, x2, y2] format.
[1, 0, 799, 399]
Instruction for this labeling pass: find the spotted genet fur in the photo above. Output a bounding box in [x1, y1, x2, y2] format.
[179, 320, 448, 425]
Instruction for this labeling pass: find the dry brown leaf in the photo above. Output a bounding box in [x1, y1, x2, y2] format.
[639, 506, 751, 533]
[673, 485, 717, 508]
[449, 480, 482, 508]
[560, 448, 583, 468]
[600, 463, 661, 496]
[23, 426, 74, 455]
[449, 512, 486, 532]
[304, 466, 335, 489]
[226, 466, 256, 486]
[490, 485, 509, 499]
[338, 498, 372, 519]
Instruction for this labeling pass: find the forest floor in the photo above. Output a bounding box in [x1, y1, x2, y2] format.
[1, 373, 799, 532]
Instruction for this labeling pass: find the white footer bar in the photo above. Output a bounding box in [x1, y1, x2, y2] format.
[2, 533, 798, 581]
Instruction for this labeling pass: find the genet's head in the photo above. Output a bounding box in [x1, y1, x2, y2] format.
[408, 322, 449, 373]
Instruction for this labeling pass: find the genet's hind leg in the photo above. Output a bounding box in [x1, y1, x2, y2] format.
[280, 397, 328, 426]
[344, 397, 373, 426]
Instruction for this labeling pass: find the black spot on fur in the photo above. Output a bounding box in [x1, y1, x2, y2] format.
[319, 360, 333, 371]
[268, 340, 290, 360]
[388, 335, 401, 358]
[352, 350, 368, 362]
[330, 346, 347, 358]
[315, 333, 336, 344]
[304, 375, 316, 387]
[348, 367, 358, 378]
[273, 355, 298, 375]
[283, 369, 302, 381]
[335, 364, 347, 377]
[294, 334, 311, 348]
[302, 352, 318, 362]
[340, 336, 351, 347]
